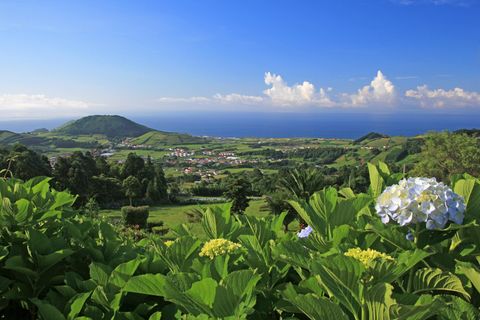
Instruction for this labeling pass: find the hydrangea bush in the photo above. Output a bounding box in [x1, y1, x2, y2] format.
[375, 177, 466, 230]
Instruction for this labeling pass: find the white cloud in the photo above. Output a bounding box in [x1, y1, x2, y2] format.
[263, 72, 335, 107]
[0, 93, 92, 119]
[347, 70, 396, 106]
[156, 72, 335, 108]
[213, 93, 264, 104]
[156, 96, 211, 103]
[392, 0, 472, 6]
[405, 85, 480, 108]
[156, 70, 480, 111]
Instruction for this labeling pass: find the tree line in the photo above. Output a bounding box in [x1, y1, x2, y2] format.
[0, 145, 169, 207]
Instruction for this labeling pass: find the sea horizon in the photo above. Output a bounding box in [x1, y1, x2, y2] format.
[0, 111, 478, 139]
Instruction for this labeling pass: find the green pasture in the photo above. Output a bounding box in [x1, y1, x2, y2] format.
[100, 199, 273, 238]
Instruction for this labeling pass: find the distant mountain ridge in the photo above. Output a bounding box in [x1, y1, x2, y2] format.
[54, 115, 152, 138]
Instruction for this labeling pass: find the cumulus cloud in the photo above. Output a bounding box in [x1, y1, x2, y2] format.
[0, 93, 92, 119]
[157, 72, 335, 108]
[156, 70, 480, 110]
[405, 85, 480, 108]
[347, 70, 396, 106]
[263, 72, 335, 107]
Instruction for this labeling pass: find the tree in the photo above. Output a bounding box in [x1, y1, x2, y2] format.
[277, 166, 325, 201]
[413, 132, 480, 182]
[52, 151, 97, 205]
[275, 166, 325, 228]
[91, 174, 123, 205]
[2, 144, 51, 180]
[224, 177, 251, 214]
[123, 176, 142, 206]
[121, 153, 145, 179]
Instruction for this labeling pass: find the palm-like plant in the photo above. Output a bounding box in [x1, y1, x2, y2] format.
[276, 166, 325, 228]
[277, 167, 325, 201]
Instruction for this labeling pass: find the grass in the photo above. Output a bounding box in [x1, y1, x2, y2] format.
[100, 199, 270, 238]
[222, 168, 278, 174]
[108, 149, 169, 162]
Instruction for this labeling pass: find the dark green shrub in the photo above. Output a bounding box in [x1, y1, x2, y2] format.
[147, 220, 164, 231]
[121, 205, 149, 228]
[151, 225, 169, 235]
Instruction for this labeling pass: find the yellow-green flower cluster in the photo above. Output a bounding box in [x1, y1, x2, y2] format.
[164, 240, 174, 247]
[199, 238, 242, 259]
[344, 248, 394, 268]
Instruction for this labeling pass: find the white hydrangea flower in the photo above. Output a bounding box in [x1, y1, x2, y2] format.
[375, 177, 465, 230]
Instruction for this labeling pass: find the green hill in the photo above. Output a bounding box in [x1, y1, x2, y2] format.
[54, 115, 152, 138]
[131, 130, 209, 146]
[354, 132, 389, 144]
[0, 130, 50, 147]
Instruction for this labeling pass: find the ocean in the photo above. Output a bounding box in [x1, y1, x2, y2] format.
[0, 112, 478, 139]
[133, 112, 480, 139]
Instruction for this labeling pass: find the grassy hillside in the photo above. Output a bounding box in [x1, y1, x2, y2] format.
[54, 115, 152, 138]
[131, 130, 209, 146]
[0, 130, 50, 147]
[354, 132, 389, 144]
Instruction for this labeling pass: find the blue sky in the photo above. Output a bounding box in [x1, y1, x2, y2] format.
[0, 0, 479, 119]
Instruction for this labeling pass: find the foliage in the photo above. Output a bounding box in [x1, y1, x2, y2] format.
[1, 162, 480, 319]
[413, 131, 480, 182]
[0, 144, 51, 180]
[122, 176, 142, 206]
[121, 205, 150, 229]
[223, 177, 251, 214]
[84, 197, 100, 218]
[277, 166, 325, 201]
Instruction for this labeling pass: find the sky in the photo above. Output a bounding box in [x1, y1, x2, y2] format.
[0, 0, 479, 120]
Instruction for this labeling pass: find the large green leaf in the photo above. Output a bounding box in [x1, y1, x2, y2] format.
[186, 278, 217, 308]
[67, 291, 91, 320]
[38, 249, 74, 270]
[368, 163, 384, 198]
[310, 255, 364, 317]
[14, 198, 31, 223]
[201, 205, 241, 240]
[89, 262, 111, 287]
[31, 298, 66, 320]
[364, 283, 396, 320]
[288, 199, 326, 236]
[372, 249, 432, 284]
[412, 268, 470, 300]
[454, 178, 480, 221]
[367, 221, 414, 251]
[271, 240, 312, 269]
[124, 274, 167, 297]
[222, 270, 260, 301]
[456, 261, 480, 295]
[439, 295, 480, 320]
[157, 236, 200, 272]
[281, 283, 348, 320]
[310, 188, 338, 223]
